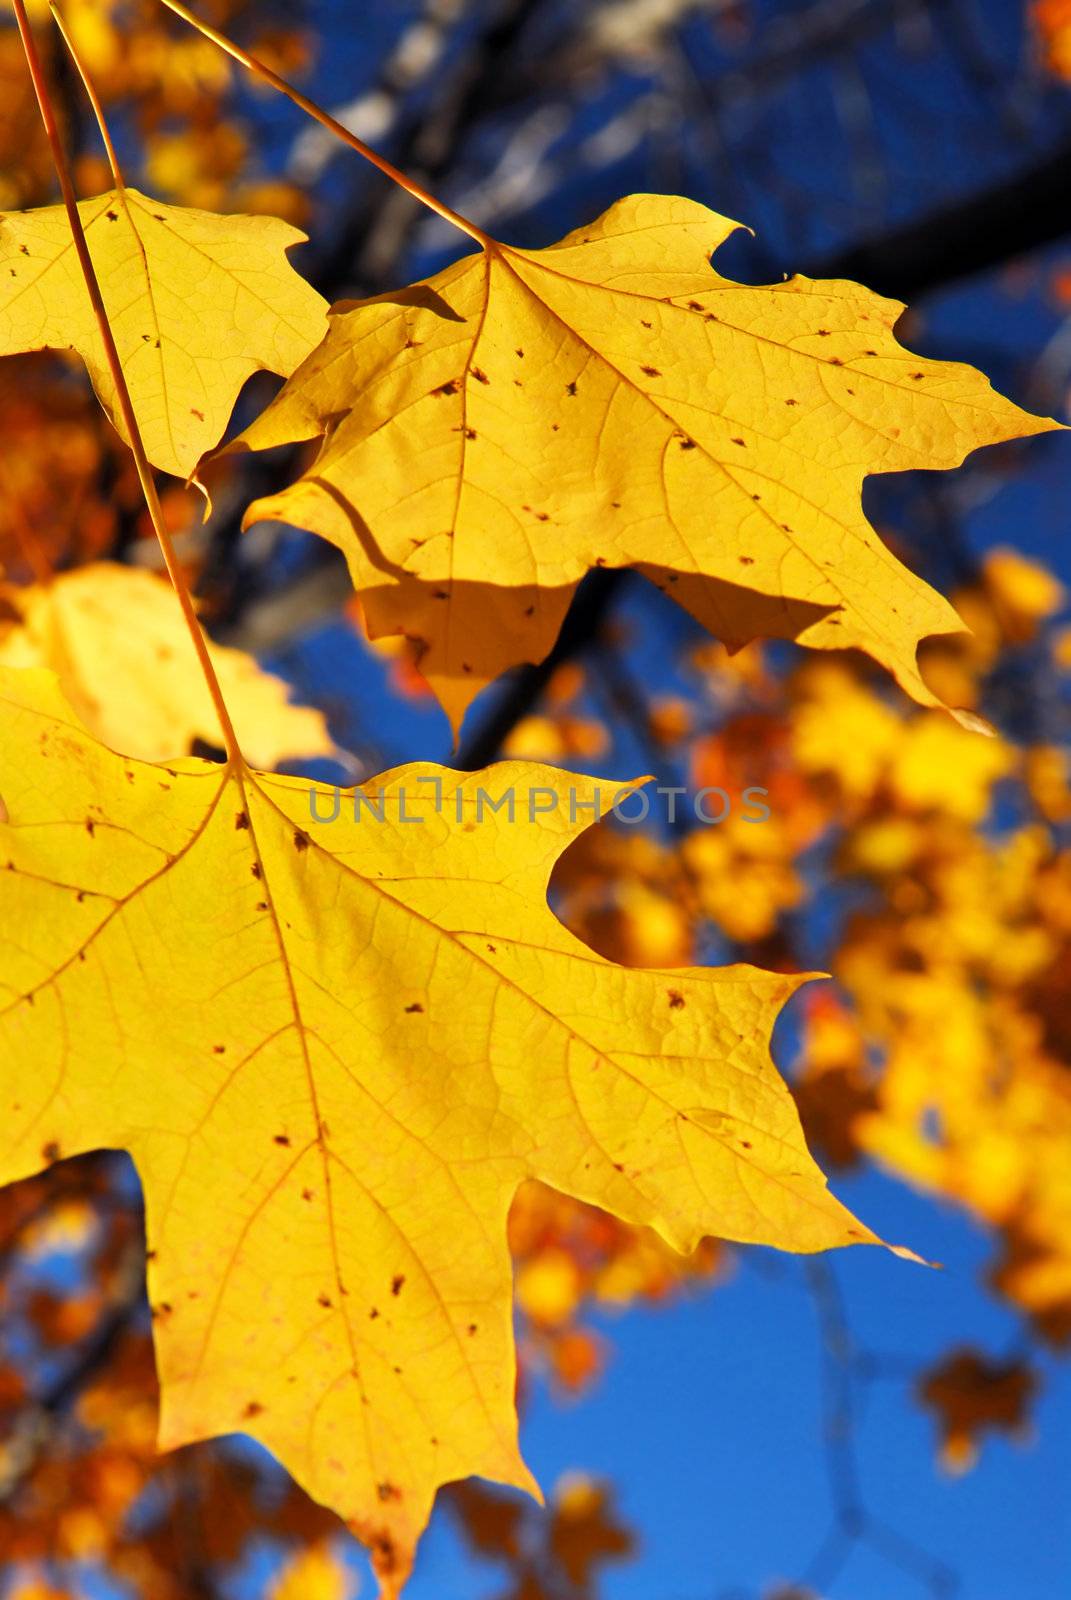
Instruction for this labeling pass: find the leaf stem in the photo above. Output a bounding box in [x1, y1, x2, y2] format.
[11, 0, 245, 769]
[157, 0, 495, 251]
[48, 2, 127, 191]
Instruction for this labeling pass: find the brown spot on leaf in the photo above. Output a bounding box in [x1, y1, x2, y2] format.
[391, 1274, 405, 1296]
[273, 1133, 291, 1147]
[667, 990, 686, 1009]
[405, 1002, 424, 1014]
[293, 829, 310, 852]
[235, 810, 249, 830]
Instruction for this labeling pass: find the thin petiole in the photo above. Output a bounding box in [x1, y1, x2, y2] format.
[156, 0, 495, 251]
[11, 0, 246, 770]
[49, 2, 127, 191]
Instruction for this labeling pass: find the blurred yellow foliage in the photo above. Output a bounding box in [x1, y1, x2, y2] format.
[918, 1348, 1037, 1472]
[272, 1543, 358, 1600]
[1035, 0, 1071, 78]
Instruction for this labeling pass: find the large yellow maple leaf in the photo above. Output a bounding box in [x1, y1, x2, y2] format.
[0, 667, 882, 1595]
[235, 193, 1059, 735]
[0, 186, 327, 477]
[0, 562, 333, 765]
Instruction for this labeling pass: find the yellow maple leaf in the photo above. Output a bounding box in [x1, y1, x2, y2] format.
[0, 185, 327, 477]
[234, 193, 1059, 735]
[0, 667, 883, 1595]
[0, 563, 333, 766]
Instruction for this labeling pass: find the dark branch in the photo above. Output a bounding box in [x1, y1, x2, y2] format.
[809, 137, 1071, 300]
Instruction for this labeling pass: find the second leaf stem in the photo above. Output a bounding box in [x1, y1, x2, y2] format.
[12, 0, 245, 769]
[158, 0, 495, 252]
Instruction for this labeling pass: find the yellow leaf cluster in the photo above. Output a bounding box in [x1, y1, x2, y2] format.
[783, 625, 1071, 1344]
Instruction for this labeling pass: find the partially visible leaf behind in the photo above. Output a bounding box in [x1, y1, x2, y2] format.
[0, 187, 327, 477]
[236, 193, 1060, 735]
[0, 668, 879, 1596]
[0, 562, 333, 764]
